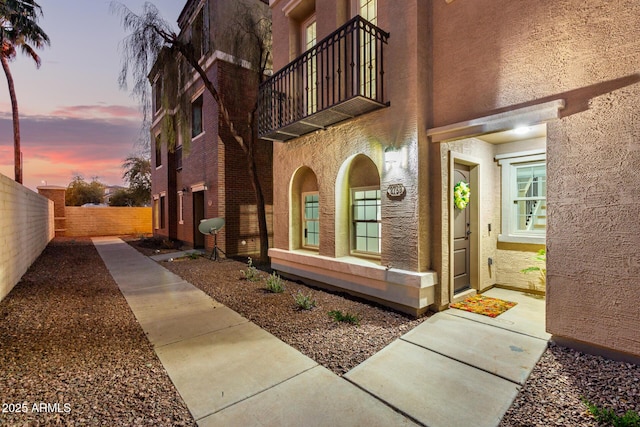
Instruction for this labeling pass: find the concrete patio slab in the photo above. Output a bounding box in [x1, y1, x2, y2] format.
[447, 288, 550, 340]
[403, 312, 548, 384]
[199, 365, 418, 427]
[155, 321, 318, 421]
[345, 340, 520, 427]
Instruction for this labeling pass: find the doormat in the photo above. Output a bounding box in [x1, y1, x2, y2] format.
[450, 295, 517, 318]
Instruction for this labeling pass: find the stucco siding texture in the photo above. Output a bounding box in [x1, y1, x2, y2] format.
[271, 0, 428, 273]
[547, 92, 640, 356]
[433, 0, 640, 356]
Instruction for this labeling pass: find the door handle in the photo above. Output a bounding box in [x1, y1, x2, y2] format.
[466, 230, 472, 236]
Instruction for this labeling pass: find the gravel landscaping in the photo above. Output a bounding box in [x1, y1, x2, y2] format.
[0, 239, 195, 426]
[1, 237, 638, 426]
[500, 342, 640, 427]
[129, 238, 429, 376]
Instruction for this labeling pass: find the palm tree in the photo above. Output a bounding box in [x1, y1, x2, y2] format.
[0, 0, 49, 184]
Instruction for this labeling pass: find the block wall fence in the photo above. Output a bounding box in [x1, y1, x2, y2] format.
[37, 186, 152, 237]
[64, 207, 152, 237]
[0, 174, 54, 302]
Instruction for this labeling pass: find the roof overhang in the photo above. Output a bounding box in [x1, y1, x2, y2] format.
[427, 99, 565, 143]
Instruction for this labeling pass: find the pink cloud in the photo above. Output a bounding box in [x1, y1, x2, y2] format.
[50, 104, 142, 120]
[0, 107, 146, 191]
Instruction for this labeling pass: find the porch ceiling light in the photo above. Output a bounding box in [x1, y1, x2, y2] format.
[513, 126, 532, 135]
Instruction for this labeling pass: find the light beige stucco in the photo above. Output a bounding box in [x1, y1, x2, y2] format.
[431, 0, 640, 357]
[269, 0, 434, 313]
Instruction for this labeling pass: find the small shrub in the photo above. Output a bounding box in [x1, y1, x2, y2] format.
[521, 248, 546, 290]
[187, 252, 200, 260]
[582, 398, 640, 427]
[328, 310, 359, 325]
[265, 272, 285, 293]
[294, 291, 316, 310]
[240, 257, 260, 281]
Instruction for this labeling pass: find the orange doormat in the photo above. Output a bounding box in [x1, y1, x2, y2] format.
[450, 295, 517, 318]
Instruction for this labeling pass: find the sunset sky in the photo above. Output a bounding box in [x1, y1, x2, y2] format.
[0, 0, 184, 191]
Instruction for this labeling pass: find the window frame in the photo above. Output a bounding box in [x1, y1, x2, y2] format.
[302, 191, 320, 249]
[497, 151, 546, 244]
[154, 134, 162, 169]
[301, 14, 317, 115]
[159, 193, 166, 229]
[153, 77, 162, 114]
[356, 0, 377, 98]
[153, 195, 160, 230]
[350, 186, 382, 257]
[191, 93, 204, 139]
[178, 190, 184, 225]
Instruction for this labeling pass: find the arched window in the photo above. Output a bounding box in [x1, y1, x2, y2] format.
[348, 155, 381, 256]
[290, 166, 320, 250]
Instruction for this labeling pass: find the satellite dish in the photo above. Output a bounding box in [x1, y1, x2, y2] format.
[198, 217, 225, 235]
[198, 218, 227, 261]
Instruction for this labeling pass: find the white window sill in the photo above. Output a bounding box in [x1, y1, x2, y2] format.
[498, 234, 545, 245]
[192, 131, 205, 142]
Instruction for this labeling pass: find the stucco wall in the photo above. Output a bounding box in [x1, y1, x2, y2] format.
[432, 0, 640, 356]
[271, 0, 430, 272]
[64, 207, 152, 237]
[0, 174, 54, 302]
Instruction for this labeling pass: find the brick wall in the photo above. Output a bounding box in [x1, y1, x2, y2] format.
[64, 207, 152, 237]
[0, 173, 54, 302]
[152, 57, 273, 256]
[218, 60, 274, 256]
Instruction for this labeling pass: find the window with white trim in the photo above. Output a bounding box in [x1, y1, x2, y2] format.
[159, 194, 166, 229]
[302, 192, 319, 248]
[352, 187, 381, 254]
[497, 151, 546, 244]
[359, 0, 377, 98]
[153, 195, 160, 229]
[154, 134, 162, 168]
[153, 78, 162, 113]
[191, 94, 203, 138]
[178, 191, 184, 224]
[303, 15, 317, 115]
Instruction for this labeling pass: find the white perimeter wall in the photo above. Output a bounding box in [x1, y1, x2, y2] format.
[0, 173, 54, 302]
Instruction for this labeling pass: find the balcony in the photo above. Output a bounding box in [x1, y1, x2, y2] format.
[258, 16, 390, 142]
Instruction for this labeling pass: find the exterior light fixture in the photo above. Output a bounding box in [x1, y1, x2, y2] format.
[513, 126, 531, 135]
[384, 146, 401, 164]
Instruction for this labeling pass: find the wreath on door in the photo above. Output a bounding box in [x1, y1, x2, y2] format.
[454, 181, 470, 210]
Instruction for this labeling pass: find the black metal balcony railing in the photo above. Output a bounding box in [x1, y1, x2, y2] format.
[258, 16, 390, 142]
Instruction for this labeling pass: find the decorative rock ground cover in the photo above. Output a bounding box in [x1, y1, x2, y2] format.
[1, 237, 637, 425]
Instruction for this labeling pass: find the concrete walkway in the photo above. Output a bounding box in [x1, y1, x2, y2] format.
[345, 288, 550, 427]
[92, 237, 415, 426]
[93, 237, 549, 426]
